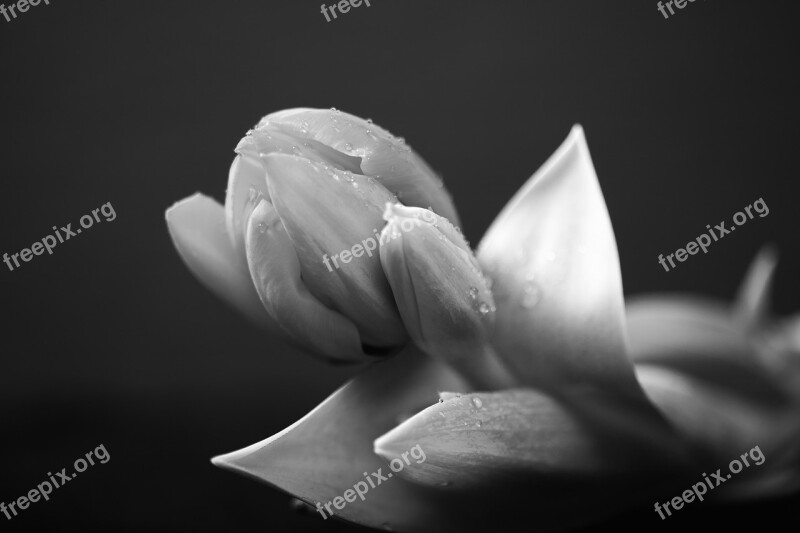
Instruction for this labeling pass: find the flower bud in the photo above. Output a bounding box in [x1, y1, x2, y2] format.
[379, 203, 514, 389]
[263, 154, 407, 349]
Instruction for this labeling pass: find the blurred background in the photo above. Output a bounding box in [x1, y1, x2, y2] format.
[0, 0, 798, 531]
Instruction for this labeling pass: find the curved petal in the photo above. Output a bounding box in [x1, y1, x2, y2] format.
[245, 199, 372, 363]
[379, 203, 514, 389]
[636, 365, 800, 498]
[262, 153, 406, 348]
[734, 244, 778, 327]
[212, 347, 479, 532]
[374, 389, 696, 490]
[627, 295, 794, 404]
[251, 108, 461, 226]
[477, 126, 640, 394]
[165, 193, 275, 332]
[224, 154, 269, 262]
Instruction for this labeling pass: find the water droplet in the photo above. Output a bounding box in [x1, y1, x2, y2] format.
[484, 275, 494, 290]
[291, 145, 301, 155]
[351, 182, 359, 189]
[247, 187, 257, 203]
[478, 302, 491, 315]
[257, 222, 266, 234]
[300, 121, 309, 134]
[475, 420, 482, 428]
[521, 282, 542, 308]
[344, 142, 353, 152]
[472, 397, 483, 408]
[342, 172, 354, 182]
[366, 118, 373, 124]
[468, 287, 479, 299]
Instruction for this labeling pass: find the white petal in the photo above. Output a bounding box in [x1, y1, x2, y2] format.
[477, 126, 640, 394]
[165, 193, 274, 331]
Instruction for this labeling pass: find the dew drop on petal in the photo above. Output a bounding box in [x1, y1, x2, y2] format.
[475, 420, 482, 428]
[471, 397, 483, 409]
[344, 142, 353, 152]
[521, 281, 542, 308]
[478, 302, 491, 315]
[257, 222, 266, 234]
[468, 287, 479, 299]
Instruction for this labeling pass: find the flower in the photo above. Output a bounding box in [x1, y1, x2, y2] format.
[166, 110, 800, 531]
[167, 108, 459, 362]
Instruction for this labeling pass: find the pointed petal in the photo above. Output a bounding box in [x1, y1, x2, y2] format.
[263, 153, 406, 348]
[477, 126, 640, 394]
[374, 389, 696, 490]
[165, 194, 275, 331]
[245, 199, 371, 363]
[379, 203, 514, 389]
[212, 347, 474, 533]
[253, 108, 460, 225]
[734, 245, 779, 327]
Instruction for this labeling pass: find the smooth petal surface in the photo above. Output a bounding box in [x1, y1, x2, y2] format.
[628, 295, 794, 404]
[477, 126, 640, 394]
[252, 108, 460, 225]
[224, 154, 269, 262]
[165, 193, 275, 332]
[636, 365, 800, 499]
[245, 199, 370, 362]
[374, 389, 696, 490]
[263, 153, 406, 348]
[380, 203, 514, 389]
[212, 347, 481, 533]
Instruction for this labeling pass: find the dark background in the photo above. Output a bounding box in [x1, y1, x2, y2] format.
[1, 0, 798, 531]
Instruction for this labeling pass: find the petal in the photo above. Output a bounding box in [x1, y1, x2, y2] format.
[165, 193, 274, 331]
[734, 245, 779, 327]
[212, 347, 478, 533]
[254, 108, 460, 225]
[627, 295, 754, 367]
[374, 389, 696, 490]
[627, 296, 793, 405]
[380, 203, 514, 389]
[263, 153, 406, 348]
[245, 199, 371, 363]
[477, 126, 640, 394]
[636, 365, 800, 468]
[224, 154, 269, 262]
